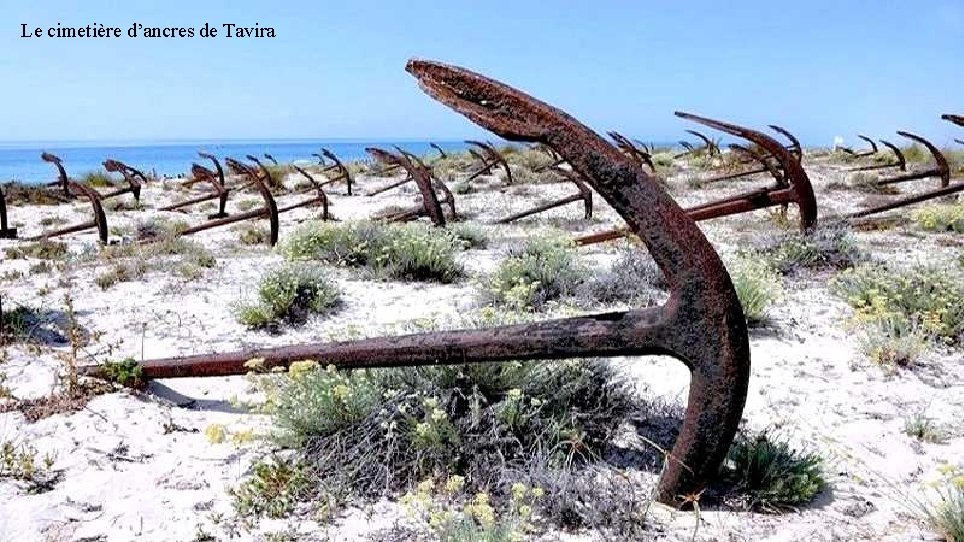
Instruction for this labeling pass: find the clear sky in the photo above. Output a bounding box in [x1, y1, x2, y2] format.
[2, 0, 962, 146]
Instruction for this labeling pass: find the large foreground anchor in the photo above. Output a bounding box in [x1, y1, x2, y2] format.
[24, 182, 108, 244]
[82, 60, 751, 505]
[877, 132, 950, 189]
[577, 114, 817, 245]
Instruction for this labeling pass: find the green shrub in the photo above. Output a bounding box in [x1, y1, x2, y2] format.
[230, 456, 312, 519]
[234, 263, 341, 329]
[486, 235, 587, 310]
[254, 358, 638, 517]
[912, 201, 964, 233]
[751, 226, 867, 276]
[845, 171, 896, 194]
[281, 221, 464, 283]
[916, 465, 964, 542]
[0, 305, 39, 341]
[581, 247, 666, 305]
[237, 225, 270, 245]
[728, 257, 783, 325]
[904, 410, 946, 443]
[95, 260, 149, 290]
[447, 222, 489, 249]
[4, 240, 68, 260]
[858, 315, 927, 368]
[80, 171, 116, 188]
[722, 431, 826, 511]
[832, 264, 964, 344]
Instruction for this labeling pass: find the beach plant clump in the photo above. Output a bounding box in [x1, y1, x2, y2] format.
[485, 234, 587, 311]
[281, 221, 465, 283]
[832, 263, 964, 346]
[234, 263, 341, 329]
[446, 222, 489, 249]
[0, 304, 40, 343]
[580, 246, 666, 306]
[244, 357, 638, 527]
[912, 201, 964, 233]
[91, 236, 216, 290]
[727, 257, 783, 325]
[721, 431, 827, 511]
[913, 464, 964, 542]
[79, 171, 116, 188]
[3, 240, 68, 261]
[749, 226, 867, 276]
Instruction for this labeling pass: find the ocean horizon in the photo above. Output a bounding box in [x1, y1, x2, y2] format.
[0, 139, 479, 184]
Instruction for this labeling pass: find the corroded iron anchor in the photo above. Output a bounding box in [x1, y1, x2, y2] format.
[464, 140, 513, 184]
[319, 148, 353, 195]
[24, 182, 108, 244]
[577, 114, 817, 245]
[366, 147, 450, 225]
[877, 132, 950, 189]
[162, 153, 230, 218]
[102, 159, 146, 202]
[80, 59, 751, 506]
[494, 166, 593, 224]
[0, 184, 17, 239]
[848, 140, 907, 172]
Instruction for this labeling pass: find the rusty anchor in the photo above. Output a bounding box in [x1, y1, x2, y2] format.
[41, 152, 72, 199]
[840, 135, 879, 159]
[768, 125, 803, 161]
[290, 165, 332, 221]
[264, 153, 279, 166]
[161, 153, 230, 218]
[318, 148, 353, 195]
[675, 130, 720, 159]
[877, 132, 950, 189]
[0, 184, 17, 239]
[174, 158, 280, 246]
[464, 140, 514, 184]
[366, 147, 450, 225]
[429, 142, 448, 159]
[609, 131, 656, 171]
[576, 114, 817, 246]
[848, 140, 907, 173]
[495, 166, 593, 224]
[24, 182, 108, 244]
[944, 114, 964, 145]
[81, 60, 751, 506]
[101, 159, 145, 202]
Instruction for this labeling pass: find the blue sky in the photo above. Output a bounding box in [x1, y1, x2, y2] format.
[2, 0, 962, 146]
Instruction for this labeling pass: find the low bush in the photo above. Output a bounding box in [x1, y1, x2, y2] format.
[447, 222, 489, 249]
[4, 240, 68, 260]
[721, 431, 827, 511]
[728, 257, 783, 325]
[234, 263, 341, 329]
[580, 247, 666, 306]
[251, 357, 638, 521]
[916, 464, 964, 542]
[80, 171, 116, 188]
[281, 221, 464, 283]
[485, 234, 587, 310]
[912, 201, 964, 233]
[832, 264, 964, 345]
[750, 226, 867, 276]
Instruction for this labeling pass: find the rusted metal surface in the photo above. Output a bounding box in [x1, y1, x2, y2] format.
[24, 182, 108, 244]
[943, 114, 964, 127]
[466, 140, 514, 184]
[608, 131, 656, 170]
[768, 124, 802, 161]
[849, 179, 964, 219]
[101, 159, 144, 202]
[176, 158, 280, 246]
[849, 139, 907, 172]
[495, 166, 593, 224]
[366, 147, 449, 225]
[41, 152, 72, 199]
[161, 164, 230, 217]
[577, 115, 817, 246]
[703, 143, 778, 184]
[0, 184, 16, 239]
[429, 142, 448, 159]
[320, 148, 353, 195]
[283, 165, 331, 220]
[85, 60, 751, 506]
[877, 131, 950, 188]
[686, 129, 720, 156]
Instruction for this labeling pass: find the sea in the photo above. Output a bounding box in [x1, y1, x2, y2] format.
[0, 139, 475, 184]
